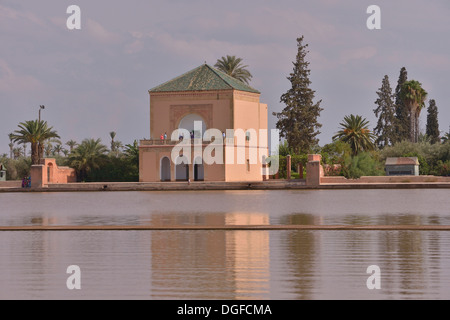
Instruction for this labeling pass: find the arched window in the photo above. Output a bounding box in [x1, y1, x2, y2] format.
[178, 114, 206, 139]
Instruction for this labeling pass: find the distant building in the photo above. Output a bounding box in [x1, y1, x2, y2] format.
[385, 157, 419, 176]
[0, 163, 6, 181]
[139, 64, 269, 182]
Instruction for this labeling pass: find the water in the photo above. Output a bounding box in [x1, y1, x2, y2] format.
[0, 189, 450, 299]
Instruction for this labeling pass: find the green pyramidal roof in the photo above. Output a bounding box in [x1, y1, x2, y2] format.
[149, 64, 260, 94]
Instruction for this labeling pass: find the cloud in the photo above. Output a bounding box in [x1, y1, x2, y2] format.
[0, 4, 45, 27]
[339, 46, 378, 65]
[85, 18, 122, 44]
[0, 58, 45, 93]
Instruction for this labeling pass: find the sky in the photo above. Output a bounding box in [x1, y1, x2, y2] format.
[1, 0, 449, 156]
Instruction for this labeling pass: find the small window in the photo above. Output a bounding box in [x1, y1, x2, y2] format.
[246, 159, 250, 172]
[245, 131, 251, 141]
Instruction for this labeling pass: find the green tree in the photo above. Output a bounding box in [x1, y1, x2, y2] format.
[214, 55, 253, 84]
[53, 143, 64, 156]
[401, 80, 427, 143]
[11, 120, 60, 165]
[68, 138, 108, 182]
[8, 133, 14, 159]
[273, 36, 323, 154]
[66, 139, 78, 153]
[394, 67, 410, 143]
[12, 147, 23, 159]
[333, 114, 376, 156]
[442, 132, 450, 144]
[123, 140, 139, 166]
[109, 131, 116, 152]
[373, 75, 396, 148]
[426, 99, 440, 144]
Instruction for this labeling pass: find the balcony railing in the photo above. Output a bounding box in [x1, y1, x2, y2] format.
[140, 138, 209, 146]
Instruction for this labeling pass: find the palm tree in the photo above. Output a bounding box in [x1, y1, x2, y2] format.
[8, 133, 14, 159]
[124, 140, 139, 166]
[109, 131, 116, 152]
[21, 142, 27, 158]
[12, 147, 23, 159]
[68, 138, 108, 181]
[53, 144, 63, 156]
[10, 120, 60, 164]
[214, 55, 253, 84]
[332, 114, 376, 155]
[401, 80, 427, 143]
[66, 139, 78, 153]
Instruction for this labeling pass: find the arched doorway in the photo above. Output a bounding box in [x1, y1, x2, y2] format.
[47, 163, 54, 183]
[160, 157, 171, 181]
[175, 156, 189, 181]
[194, 157, 204, 181]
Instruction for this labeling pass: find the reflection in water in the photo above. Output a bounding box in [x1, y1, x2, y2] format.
[279, 215, 318, 300]
[225, 213, 270, 300]
[1, 230, 450, 299]
[1, 190, 450, 299]
[2, 189, 450, 227]
[149, 212, 271, 299]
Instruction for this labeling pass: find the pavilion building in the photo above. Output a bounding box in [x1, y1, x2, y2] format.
[139, 64, 269, 182]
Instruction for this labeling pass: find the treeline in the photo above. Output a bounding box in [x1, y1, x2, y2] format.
[274, 139, 450, 180]
[272, 36, 449, 179]
[2, 127, 139, 182]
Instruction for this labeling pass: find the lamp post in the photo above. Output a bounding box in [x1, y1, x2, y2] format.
[39, 105, 45, 122]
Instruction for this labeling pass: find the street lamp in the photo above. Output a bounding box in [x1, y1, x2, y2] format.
[38, 105, 45, 122]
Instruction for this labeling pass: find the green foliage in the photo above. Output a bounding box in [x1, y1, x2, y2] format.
[123, 140, 139, 167]
[442, 132, 450, 144]
[380, 140, 450, 176]
[332, 114, 376, 155]
[400, 79, 428, 142]
[11, 120, 60, 164]
[320, 140, 352, 165]
[276, 154, 308, 179]
[0, 156, 31, 180]
[435, 160, 450, 176]
[66, 138, 139, 182]
[214, 55, 253, 84]
[277, 140, 294, 157]
[373, 75, 396, 148]
[87, 155, 139, 182]
[394, 67, 410, 143]
[340, 152, 385, 179]
[274, 36, 323, 154]
[426, 99, 440, 144]
[68, 138, 108, 182]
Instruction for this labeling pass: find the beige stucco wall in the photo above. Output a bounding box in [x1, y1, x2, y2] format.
[224, 92, 268, 182]
[30, 158, 76, 187]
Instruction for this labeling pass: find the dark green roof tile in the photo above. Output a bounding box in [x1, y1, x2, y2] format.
[149, 64, 260, 94]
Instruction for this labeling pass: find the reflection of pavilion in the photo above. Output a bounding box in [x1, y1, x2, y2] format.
[225, 213, 270, 299]
[139, 64, 268, 182]
[149, 211, 270, 299]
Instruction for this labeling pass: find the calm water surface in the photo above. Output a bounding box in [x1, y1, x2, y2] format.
[1, 189, 450, 299]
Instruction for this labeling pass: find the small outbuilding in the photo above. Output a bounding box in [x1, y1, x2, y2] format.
[0, 163, 6, 181]
[385, 157, 419, 176]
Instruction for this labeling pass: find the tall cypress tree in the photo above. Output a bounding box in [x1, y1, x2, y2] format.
[373, 75, 396, 148]
[426, 99, 440, 144]
[394, 67, 409, 143]
[273, 36, 323, 154]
